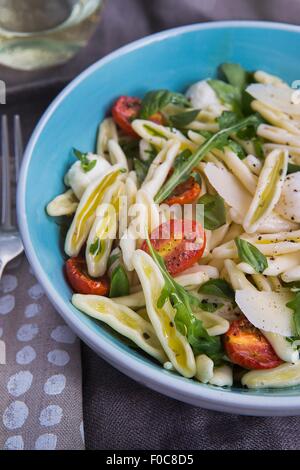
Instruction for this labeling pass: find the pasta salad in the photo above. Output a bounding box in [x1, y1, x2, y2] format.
[47, 63, 300, 389]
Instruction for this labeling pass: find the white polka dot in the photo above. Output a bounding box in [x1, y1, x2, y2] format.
[44, 374, 66, 396]
[16, 345, 36, 364]
[47, 349, 70, 367]
[17, 324, 38, 342]
[35, 433, 57, 450]
[0, 274, 18, 293]
[0, 294, 15, 315]
[24, 303, 42, 318]
[3, 435, 24, 450]
[39, 405, 63, 427]
[3, 401, 29, 430]
[28, 283, 44, 300]
[51, 325, 76, 344]
[7, 371, 33, 397]
[80, 421, 85, 444]
[0, 327, 3, 338]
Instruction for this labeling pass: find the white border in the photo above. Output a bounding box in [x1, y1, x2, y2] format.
[17, 21, 300, 416]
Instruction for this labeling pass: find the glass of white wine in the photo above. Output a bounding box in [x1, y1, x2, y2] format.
[0, 0, 104, 70]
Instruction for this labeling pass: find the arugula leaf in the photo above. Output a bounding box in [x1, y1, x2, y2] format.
[286, 292, 300, 337]
[220, 63, 252, 90]
[169, 109, 199, 128]
[140, 90, 190, 119]
[133, 158, 150, 185]
[226, 140, 246, 159]
[155, 114, 260, 203]
[235, 238, 268, 274]
[197, 130, 214, 140]
[119, 138, 140, 160]
[146, 239, 223, 361]
[217, 113, 247, 158]
[109, 265, 130, 298]
[198, 194, 226, 230]
[288, 162, 300, 174]
[198, 279, 235, 301]
[89, 238, 102, 256]
[144, 144, 158, 161]
[73, 148, 97, 172]
[253, 137, 265, 160]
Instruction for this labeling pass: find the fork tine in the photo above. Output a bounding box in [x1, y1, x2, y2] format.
[14, 115, 23, 181]
[1, 115, 12, 229]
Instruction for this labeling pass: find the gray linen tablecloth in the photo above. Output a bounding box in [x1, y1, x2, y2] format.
[2, 0, 300, 450]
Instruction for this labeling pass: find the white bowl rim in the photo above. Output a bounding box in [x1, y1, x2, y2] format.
[17, 20, 300, 416]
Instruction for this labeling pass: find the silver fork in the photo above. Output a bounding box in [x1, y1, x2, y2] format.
[0, 115, 24, 279]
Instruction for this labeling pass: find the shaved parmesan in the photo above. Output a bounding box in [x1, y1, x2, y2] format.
[235, 290, 295, 337]
[204, 163, 251, 216]
[246, 84, 300, 116]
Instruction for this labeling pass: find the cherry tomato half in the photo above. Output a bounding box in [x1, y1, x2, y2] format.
[223, 317, 282, 370]
[141, 219, 206, 276]
[164, 175, 201, 206]
[112, 96, 141, 137]
[65, 257, 110, 296]
[112, 96, 166, 137]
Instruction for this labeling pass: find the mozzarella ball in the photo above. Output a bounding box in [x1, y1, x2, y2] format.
[185, 80, 221, 109]
[64, 153, 111, 199]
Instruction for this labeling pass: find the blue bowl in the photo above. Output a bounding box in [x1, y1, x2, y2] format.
[17, 21, 300, 415]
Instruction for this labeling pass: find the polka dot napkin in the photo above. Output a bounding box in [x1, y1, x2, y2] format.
[0, 254, 84, 450]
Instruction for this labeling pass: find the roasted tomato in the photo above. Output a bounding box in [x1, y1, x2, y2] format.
[65, 257, 110, 296]
[141, 219, 206, 276]
[164, 175, 201, 206]
[112, 96, 141, 137]
[112, 96, 165, 137]
[223, 317, 282, 370]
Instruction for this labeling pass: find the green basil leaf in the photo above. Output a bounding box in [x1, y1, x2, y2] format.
[286, 292, 300, 337]
[89, 238, 102, 256]
[198, 279, 235, 301]
[235, 238, 268, 274]
[109, 265, 130, 298]
[169, 109, 199, 128]
[288, 163, 300, 174]
[140, 90, 190, 119]
[73, 147, 97, 173]
[198, 194, 226, 230]
[220, 63, 252, 90]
